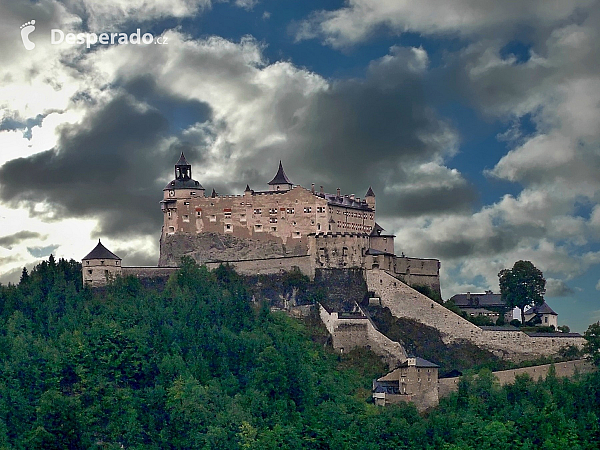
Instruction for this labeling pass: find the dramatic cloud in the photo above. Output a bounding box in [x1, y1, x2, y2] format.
[0, 231, 44, 248]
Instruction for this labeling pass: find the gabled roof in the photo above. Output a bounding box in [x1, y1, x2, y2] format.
[525, 302, 557, 316]
[175, 152, 190, 166]
[268, 161, 292, 185]
[401, 357, 439, 368]
[365, 186, 375, 197]
[83, 240, 121, 260]
[450, 292, 505, 308]
[370, 222, 385, 236]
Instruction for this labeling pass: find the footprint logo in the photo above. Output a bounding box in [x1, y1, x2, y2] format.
[20, 20, 36, 50]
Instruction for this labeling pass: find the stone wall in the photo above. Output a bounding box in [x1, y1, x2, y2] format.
[319, 304, 407, 367]
[121, 267, 179, 278]
[204, 255, 312, 277]
[438, 359, 595, 398]
[366, 268, 586, 362]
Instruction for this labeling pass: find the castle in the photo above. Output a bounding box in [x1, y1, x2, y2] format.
[81, 153, 587, 410]
[156, 153, 441, 292]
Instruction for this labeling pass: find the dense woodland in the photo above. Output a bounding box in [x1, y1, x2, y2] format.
[1, 256, 600, 449]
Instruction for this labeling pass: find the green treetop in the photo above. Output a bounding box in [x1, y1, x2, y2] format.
[498, 260, 546, 324]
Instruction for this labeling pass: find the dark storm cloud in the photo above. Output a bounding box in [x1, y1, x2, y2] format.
[387, 183, 477, 217]
[0, 92, 209, 238]
[0, 230, 44, 248]
[419, 223, 544, 260]
[265, 48, 477, 217]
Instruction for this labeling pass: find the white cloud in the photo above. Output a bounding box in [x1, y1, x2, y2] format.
[296, 0, 597, 48]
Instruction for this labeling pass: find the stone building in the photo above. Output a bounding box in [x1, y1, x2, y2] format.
[82, 240, 122, 287]
[373, 357, 439, 410]
[158, 153, 441, 293]
[449, 291, 514, 323]
[524, 302, 558, 328]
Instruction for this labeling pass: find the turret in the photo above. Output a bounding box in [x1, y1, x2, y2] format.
[82, 239, 122, 287]
[267, 161, 293, 191]
[163, 152, 205, 197]
[365, 186, 375, 210]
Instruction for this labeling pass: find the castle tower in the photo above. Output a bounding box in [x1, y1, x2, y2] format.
[160, 152, 206, 239]
[82, 239, 122, 287]
[175, 152, 192, 181]
[268, 161, 293, 191]
[365, 186, 375, 210]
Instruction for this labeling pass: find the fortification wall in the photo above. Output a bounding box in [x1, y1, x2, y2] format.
[366, 268, 585, 362]
[121, 267, 179, 278]
[309, 233, 370, 270]
[438, 359, 594, 398]
[319, 304, 407, 367]
[204, 255, 312, 277]
[159, 232, 308, 267]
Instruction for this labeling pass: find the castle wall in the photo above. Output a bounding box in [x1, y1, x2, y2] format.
[366, 268, 586, 362]
[319, 304, 407, 367]
[438, 359, 595, 398]
[121, 267, 179, 278]
[309, 233, 370, 270]
[204, 255, 312, 277]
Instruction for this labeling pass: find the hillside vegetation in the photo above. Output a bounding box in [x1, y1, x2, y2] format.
[1, 257, 600, 449]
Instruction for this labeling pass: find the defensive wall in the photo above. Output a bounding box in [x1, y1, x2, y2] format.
[438, 359, 595, 398]
[319, 303, 407, 367]
[365, 267, 586, 362]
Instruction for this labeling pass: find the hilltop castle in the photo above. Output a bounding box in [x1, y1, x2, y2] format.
[82, 154, 587, 410]
[156, 153, 441, 292]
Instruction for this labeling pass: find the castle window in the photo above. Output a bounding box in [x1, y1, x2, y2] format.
[169, 190, 175, 197]
[286, 208, 294, 214]
[183, 215, 189, 222]
[184, 202, 189, 205]
[116, 261, 119, 266]
[271, 226, 277, 231]
[191, 191, 196, 196]
[270, 218, 277, 223]
[269, 208, 277, 215]
[317, 206, 325, 213]
[197, 211, 201, 217]
[254, 208, 262, 215]
[294, 231, 301, 238]
[254, 224, 263, 232]
[87, 269, 92, 274]
[209, 215, 216, 222]
[240, 214, 246, 222]
[86, 261, 89, 265]
[293, 221, 297, 226]
[225, 224, 232, 232]
[168, 226, 175, 233]
[101, 260, 104, 265]
[317, 223, 321, 230]
[168, 211, 172, 218]
[304, 207, 312, 213]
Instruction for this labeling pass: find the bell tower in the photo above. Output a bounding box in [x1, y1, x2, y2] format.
[175, 152, 192, 181]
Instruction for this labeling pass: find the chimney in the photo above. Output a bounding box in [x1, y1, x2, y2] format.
[320, 185, 324, 194]
[350, 194, 355, 201]
[466, 292, 471, 300]
[311, 183, 315, 194]
[337, 188, 341, 197]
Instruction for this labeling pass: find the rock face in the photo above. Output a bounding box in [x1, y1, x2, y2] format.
[159, 232, 307, 267]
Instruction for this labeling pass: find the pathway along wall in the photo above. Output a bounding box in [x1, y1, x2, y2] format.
[366, 268, 586, 363]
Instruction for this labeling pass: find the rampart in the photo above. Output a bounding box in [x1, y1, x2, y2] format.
[365, 268, 586, 362]
[438, 359, 595, 398]
[319, 303, 407, 367]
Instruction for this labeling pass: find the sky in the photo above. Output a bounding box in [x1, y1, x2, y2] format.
[1, 0, 599, 332]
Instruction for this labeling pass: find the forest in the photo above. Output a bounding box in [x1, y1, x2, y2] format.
[0, 256, 599, 449]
